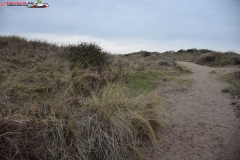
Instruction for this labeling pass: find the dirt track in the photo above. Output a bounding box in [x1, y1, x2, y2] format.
[156, 62, 240, 160]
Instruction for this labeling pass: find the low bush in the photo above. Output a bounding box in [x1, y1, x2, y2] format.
[64, 42, 109, 69]
[158, 61, 170, 66]
[230, 56, 240, 65]
[195, 53, 216, 65]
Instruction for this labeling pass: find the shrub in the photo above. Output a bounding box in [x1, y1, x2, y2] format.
[186, 48, 198, 52]
[195, 53, 216, 65]
[141, 51, 152, 57]
[65, 42, 109, 69]
[229, 56, 240, 65]
[177, 49, 185, 52]
[199, 49, 212, 53]
[158, 61, 170, 66]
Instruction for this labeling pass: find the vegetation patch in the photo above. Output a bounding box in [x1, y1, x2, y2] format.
[220, 70, 240, 97]
[195, 51, 240, 67]
[175, 77, 193, 86]
[63, 42, 109, 69]
[4, 35, 234, 159]
[127, 71, 164, 97]
[0, 35, 169, 160]
[0, 83, 165, 159]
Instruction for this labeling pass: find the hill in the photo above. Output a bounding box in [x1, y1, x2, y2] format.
[0, 35, 239, 160]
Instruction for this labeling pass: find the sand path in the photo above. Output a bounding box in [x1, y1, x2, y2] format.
[156, 62, 240, 160]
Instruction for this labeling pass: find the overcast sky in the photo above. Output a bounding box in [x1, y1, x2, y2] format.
[1, 0, 240, 54]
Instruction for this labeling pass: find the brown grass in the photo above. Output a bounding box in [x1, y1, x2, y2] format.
[0, 35, 166, 160]
[195, 51, 240, 67]
[0, 83, 165, 159]
[221, 70, 240, 97]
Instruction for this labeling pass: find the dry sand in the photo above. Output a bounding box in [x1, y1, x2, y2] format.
[156, 62, 240, 160]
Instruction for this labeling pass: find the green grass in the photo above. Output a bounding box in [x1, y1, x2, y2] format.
[126, 69, 192, 97]
[127, 71, 162, 97]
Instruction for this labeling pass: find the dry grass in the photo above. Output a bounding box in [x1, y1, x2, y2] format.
[221, 70, 240, 97]
[0, 35, 166, 160]
[0, 83, 165, 159]
[2, 35, 223, 159]
[107, 52, 193, 98]
[195, 51, 240, 67]
[125, 49, 240, 68]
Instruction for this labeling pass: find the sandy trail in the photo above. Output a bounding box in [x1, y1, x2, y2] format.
[156, 62, 240, 160]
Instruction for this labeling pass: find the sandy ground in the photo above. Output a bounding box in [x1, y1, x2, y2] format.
[155, 62, 240, 160]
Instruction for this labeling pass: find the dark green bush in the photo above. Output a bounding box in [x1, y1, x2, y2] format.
[229, 56, 240, 65]
[141, 51, 152, 57]
[186, 48, 198, 52]
[199, 49, 212, 53]
[65, 42, 109, 69]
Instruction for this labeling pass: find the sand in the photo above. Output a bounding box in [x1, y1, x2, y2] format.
[155, 62, 240, 160]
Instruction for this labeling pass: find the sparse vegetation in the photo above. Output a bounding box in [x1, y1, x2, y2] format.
[126, 49, 240, 67]
[195, 51, 240, 67]
[221, 70, 240, 97]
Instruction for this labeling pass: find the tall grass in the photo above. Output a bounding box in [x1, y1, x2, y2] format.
[0, 35, 165, 159]
[0, 83, 165, 159]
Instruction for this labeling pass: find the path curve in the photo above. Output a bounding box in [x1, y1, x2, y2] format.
[156, 62, 240, 160]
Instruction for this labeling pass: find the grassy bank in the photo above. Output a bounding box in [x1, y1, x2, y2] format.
[1, 35, 215, 159]
[0, 35, 172, 159]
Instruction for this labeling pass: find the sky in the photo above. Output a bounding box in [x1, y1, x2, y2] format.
[0, 0, 240, 54]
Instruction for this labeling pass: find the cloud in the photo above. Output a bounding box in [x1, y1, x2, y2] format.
[1, 33, 239, 54]
[1, 0, 239, 53]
